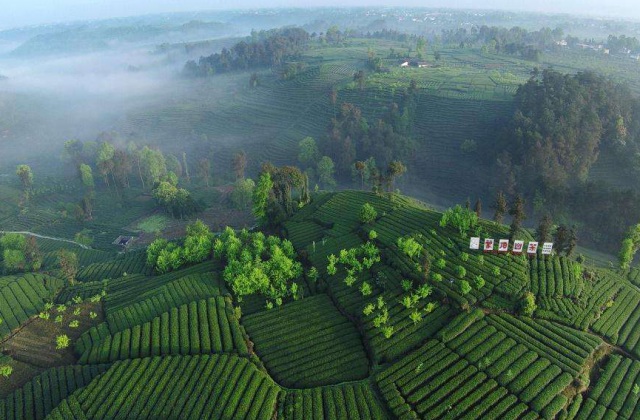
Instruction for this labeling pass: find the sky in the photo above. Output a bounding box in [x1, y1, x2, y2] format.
[1, 0, 640, 30]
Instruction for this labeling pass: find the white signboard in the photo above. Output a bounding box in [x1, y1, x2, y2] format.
[513, 240, 524, 253]
[469, 237, 480, 250]
[498, 239, 509, 252]
[484, 239, 495, 251]
[527, 241, 539, 254]
[542, 242, 554, 255]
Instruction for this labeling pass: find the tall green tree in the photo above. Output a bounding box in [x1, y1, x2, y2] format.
[509, 194, 526, 239]
[493, 190, 507, 224]
[57, 250, 79, 286]
[231, 178, 256, 209]
[386, 160, 407, 192]
[96, 142, 115, 186]
[252, 172, 273, 225]
[197, 158, 211, 187]
[232, 151, 247, 181]
[536, 213, 553, 243]
[16, 164, 33, 202]
[317, 156, 336, 190]
[298, 137, 320, 168]
[474, 198, 482, 219]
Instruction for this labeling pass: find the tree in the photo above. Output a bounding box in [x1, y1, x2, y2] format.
[16, 164, 33, 190]
[317, 156, 336, 190]
[79, 164, 94, 188]
[0, 364, 12, 378]
[360, 203, 377, 224]
[439, 205, 478, 237]
[386, 160, 407, 191]
[493, 190, 507, 224]
[232, 151, 247, 181]
[354, 161, 366, 189]
[509, 194, 526, 239]
[182, 152, 191, 183]
[520, 291, 537, 316]
[231, 178, 255, 209]
[567, 227, 578, 257]
[619, 224, 640, 269]
[24, 236, 42, 271]
[112, 149, 132, 188]
[554, 225, 569, 255]
[298, 137, 320, 167]
[56, 334, 71, 349]
[197, 158, 211, 187]
[140, 146, 167, 188]
[474, 198, 482, 218]
[353, 70, 366, 90]
[16, 164, 33, 202]
[460, 280, 472, 295]
[183, 220, 213, 264]
[166, 154, 182, 178]
[57, 250, 79, 286]
[252, 172, 273, 225]
[536, 213, 553, 243]
[96, 142, 115, 186]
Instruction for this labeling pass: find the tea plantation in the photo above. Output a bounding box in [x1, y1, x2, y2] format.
[3, 190, 640, 419]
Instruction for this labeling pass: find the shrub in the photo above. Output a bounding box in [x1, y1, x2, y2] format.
[520, 292, 537, 316]
[460, 280, 472, 295]
[359, 203, 377, 224]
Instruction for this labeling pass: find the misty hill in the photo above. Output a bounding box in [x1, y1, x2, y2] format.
[8, 21, 236, 57]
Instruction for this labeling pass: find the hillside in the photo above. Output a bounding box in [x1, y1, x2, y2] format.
[2, 190, 640, 418]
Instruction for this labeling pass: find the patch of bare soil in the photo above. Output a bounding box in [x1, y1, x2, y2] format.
[0, 301, 104, 398]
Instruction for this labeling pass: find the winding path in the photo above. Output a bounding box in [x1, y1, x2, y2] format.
[0, 231, 90, 249]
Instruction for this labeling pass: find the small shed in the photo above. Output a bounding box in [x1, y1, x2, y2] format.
[113, 236, 135, 247]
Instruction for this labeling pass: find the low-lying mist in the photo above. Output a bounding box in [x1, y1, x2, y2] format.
[0, 44, 200, 167]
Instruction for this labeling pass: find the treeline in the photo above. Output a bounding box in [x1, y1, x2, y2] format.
[607, 34, 640, 53]
[441, 25, 564, 60]
[494, 69, 640, 251]
[183, 27, 310, 77]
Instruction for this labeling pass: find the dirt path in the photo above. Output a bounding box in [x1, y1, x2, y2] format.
[0, 230, 90, 249]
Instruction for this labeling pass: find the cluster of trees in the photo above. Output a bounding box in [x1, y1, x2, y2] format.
[146, 220, 213, 273]
[492, 69, 640, 251]
[536, 214, 578, 257]
[61, 137, 212, 220]
[252, 164, 310, 226]
[297, 137, 336, 190]
[0, 233, 42, 274]
[184, 27, 310, 77]
[327, 241, 381, 288]
[619, 224, 640, 270]
[213, 227, 302, 305]
[323, 87, 417, 177]
[152, 175, 200, 219]
[607, 34, 640, 53]
[442, 25, 563, 59]
[499, 69, 639, 190]
[439, 205, 479, 238]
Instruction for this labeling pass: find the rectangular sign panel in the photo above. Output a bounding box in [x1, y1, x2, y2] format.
[542, 242, 554, 255]
[469, 237, 480, 250]
[484, 238, 495, 251]
[498, 239, 509, 252]
[513, 240, 524, 253]
[527, 241, 539, 254]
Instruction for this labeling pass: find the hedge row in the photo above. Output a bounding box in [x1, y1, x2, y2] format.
[243, 294, 369, 387]
[79, 297, 247, 363]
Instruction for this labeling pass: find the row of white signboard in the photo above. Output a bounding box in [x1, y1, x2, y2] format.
[469, 237, 553, 254]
